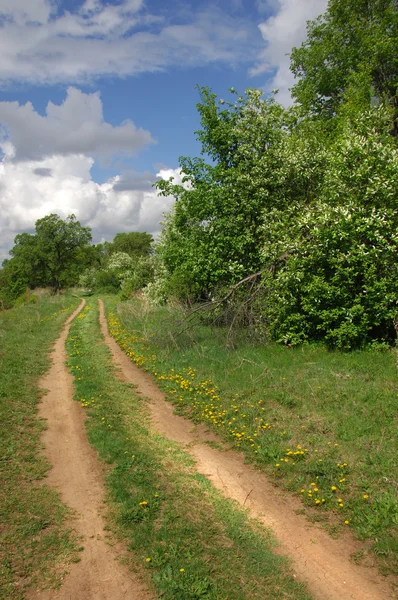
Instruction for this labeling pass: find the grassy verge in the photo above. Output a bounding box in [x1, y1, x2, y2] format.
[102, 296, 398, 577]
[0, 292, 81, 600]
[66, 296, 312, 600]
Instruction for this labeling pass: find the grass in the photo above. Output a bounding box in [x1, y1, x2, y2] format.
[66, 296, 313, 600]
[0, 292, 81, 600]
[102, 296, 398, 578]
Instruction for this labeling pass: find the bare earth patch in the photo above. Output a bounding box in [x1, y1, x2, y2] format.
[29, 299, 152, 600]
[99, 298, 396, 600]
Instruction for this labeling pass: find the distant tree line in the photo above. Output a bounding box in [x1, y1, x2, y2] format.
[0, 214, 153, 307]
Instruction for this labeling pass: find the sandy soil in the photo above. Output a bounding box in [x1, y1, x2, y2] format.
[98, 299, 397, 600]
[29, 299, 152, 600]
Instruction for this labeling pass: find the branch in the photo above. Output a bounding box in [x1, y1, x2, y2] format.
[184, 249, 294, 323]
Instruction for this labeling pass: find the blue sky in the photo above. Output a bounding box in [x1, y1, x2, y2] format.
[0, 0, 328, 259]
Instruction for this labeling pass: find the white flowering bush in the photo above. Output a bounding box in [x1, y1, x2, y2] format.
[78, 268, 98, 293]
[142, 255, 169, 305]
[260, 108, 398, 348]
[106, 252, 154, 300]
[154, 88, 398, 348]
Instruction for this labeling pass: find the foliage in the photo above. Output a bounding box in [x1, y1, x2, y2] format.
[31, 214, 92, 290]
[155, 88, 288, 299]
[107, 231, 153, 258]
[152, 1, 398, 348]
[79, 250, 155, 299]
[0, 220, 155, 305]
[260, 106, 398, 348]
[290, 0, 398, 134]
[78, 268, 98, 294]
[0, 214, 92, 304]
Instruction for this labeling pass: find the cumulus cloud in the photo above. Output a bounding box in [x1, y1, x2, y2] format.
[0, 0, 261, 84]
[0, 85, 176, 261]
[0, 154, 178, 261]
[90, 167, 177, 241]
[251, 0, 329, 105]
[0, 87, 154, 162]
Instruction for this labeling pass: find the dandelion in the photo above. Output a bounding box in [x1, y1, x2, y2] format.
[363, 494, 369, 499]
[180, 568, 185, 573]
[145, 558, 151, 563]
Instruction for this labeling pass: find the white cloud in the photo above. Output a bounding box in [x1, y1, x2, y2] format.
[0, 84, 177, 261]
[0, 0, 260, 84]
[0, 87, 154, 162]
[251, 0, 329, 105]
[0, 155, 178, 261]
[0, 0, 52, 25]
[90, 167, 178, 241]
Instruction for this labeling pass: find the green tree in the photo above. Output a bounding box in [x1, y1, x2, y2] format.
[108, 232, 153, 258]
[290, 0, 398, 134]
[0, 214, 92, 303]
[156, 88, 289, 299]
[154, 85, 398, 347]
[259, 105, 398, 348]
[34, 214, 92, 290]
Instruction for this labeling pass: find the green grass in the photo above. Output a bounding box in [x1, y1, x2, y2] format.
[103, 297, 398, 577]
[66, 296, 312, 600]
[0, 292, 81, 600]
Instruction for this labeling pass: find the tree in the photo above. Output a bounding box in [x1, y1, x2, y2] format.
[34, 214, 92, 290]
[108, 232, 153, 258]
[77, 232, 155, 297]
[0, 214, 92, 303]
[152, 83, 398, 347]
[290, 0, 398, 134]
[155, 88, 289, 299]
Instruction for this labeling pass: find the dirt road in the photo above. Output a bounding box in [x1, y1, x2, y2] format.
[30, 300, 152, 600]
[98, 299, 395, 600]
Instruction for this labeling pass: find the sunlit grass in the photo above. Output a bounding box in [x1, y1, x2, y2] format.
[103, 296, 398, 577]
[0, 293, 81, 599]
[66, 296, 313, 600]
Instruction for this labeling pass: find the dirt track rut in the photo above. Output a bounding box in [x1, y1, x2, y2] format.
[29, 299, 152, 600]
[99, 298, 396, 600]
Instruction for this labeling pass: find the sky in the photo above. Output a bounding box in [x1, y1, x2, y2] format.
[0, 0, 328, 261]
